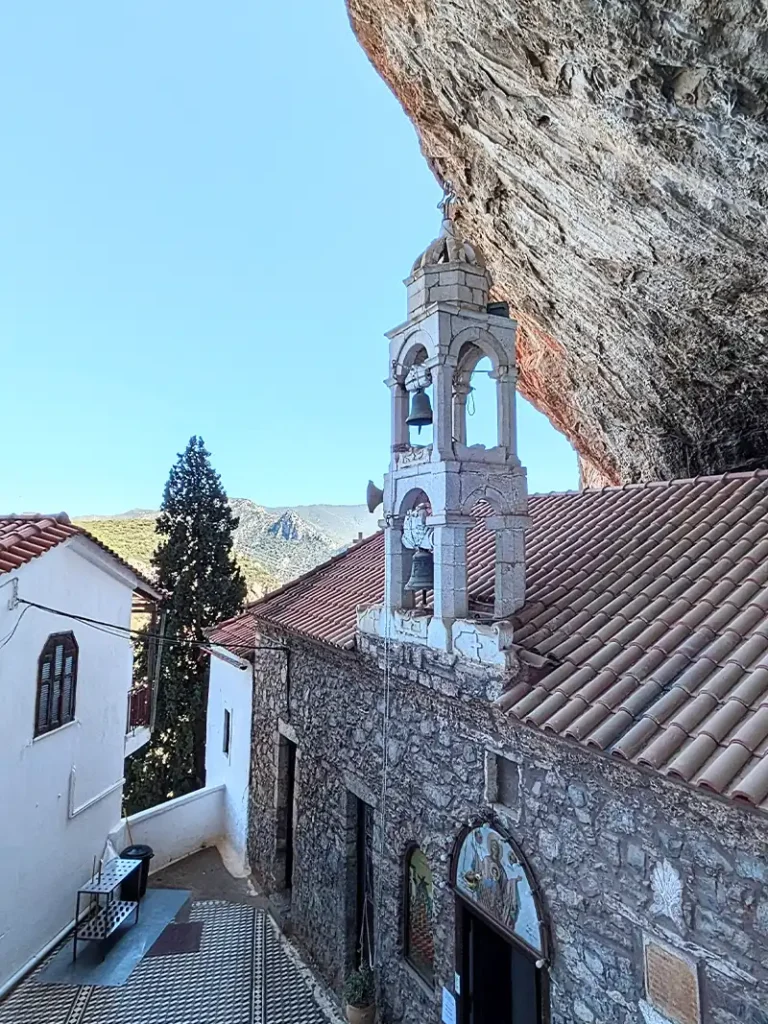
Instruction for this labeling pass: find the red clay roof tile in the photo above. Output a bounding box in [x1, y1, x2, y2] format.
[640, 684, 690, 726]
[731, 709, 768, 752]
[667, 692, 720, 734]
[210, 470, 768, 812]
[666, 734, 719, 781]
[0, 513, 158, 595]
[733, 758, 768, 805]
[696, 743, 751, 793]
[730, 667, 768, 707]
[635, 723, 688, 768]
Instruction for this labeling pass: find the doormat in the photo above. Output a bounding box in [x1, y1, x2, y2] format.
[146, 921, 204, 957]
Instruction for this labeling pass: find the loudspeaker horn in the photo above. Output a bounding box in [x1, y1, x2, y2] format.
[366, 480, 384, 514]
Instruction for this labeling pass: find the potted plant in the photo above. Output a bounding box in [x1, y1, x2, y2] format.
[343, 964, 375, 1024]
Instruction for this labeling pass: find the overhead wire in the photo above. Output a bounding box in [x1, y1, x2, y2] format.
[0, 605, 31, 651]
[14, 598, 285, 655]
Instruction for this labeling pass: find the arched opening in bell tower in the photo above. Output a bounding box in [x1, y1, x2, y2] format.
[395, 486, 434, 610]
[405, 369, 434, 449]
[391, 335, 437, 453]
[458, 355, 496, 450]
[451, 330, 516, 456]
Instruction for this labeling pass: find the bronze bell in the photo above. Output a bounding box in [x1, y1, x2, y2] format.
[405, 549, 434, 592]
[406, 388, 433, 431]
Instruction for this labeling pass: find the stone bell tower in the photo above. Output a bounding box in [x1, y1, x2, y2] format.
[359, 192, 529, 664]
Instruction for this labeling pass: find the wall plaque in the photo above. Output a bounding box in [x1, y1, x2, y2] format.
[644, 941, 700, 1024]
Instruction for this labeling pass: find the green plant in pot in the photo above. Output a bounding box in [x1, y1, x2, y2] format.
[343, 964, 375, 1024]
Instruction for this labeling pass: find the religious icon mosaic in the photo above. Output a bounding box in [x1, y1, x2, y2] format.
[406, 847, 435, 984]
[455, 824, 543, 954]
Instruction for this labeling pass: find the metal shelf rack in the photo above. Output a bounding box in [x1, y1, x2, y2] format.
[73, 858, 141, 961]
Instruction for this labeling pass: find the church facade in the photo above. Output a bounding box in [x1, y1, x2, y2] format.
[210, 206, 768, 1024]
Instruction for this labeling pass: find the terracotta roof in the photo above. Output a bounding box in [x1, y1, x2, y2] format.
[211, 537, 385, 652]
[210, 470, 768, 811]
[0, 514, 160, 596]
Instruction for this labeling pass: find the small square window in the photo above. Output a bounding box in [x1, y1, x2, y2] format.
[497, 756, 518, 807]
[485, 751, 519, 810]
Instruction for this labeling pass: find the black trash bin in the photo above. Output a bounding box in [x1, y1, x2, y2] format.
[120, 845, 154, 902]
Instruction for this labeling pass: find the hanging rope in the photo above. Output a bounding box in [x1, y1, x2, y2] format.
[374, 591, 393, 970]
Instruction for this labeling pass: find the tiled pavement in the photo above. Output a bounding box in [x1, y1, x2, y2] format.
[0, 902, 336, 1024]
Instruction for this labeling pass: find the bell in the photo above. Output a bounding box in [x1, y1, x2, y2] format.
[405, 549, 434, 592]
[406, 388, 433, 430]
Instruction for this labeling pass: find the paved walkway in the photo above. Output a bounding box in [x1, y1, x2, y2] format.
[0, 854, 339, 1024]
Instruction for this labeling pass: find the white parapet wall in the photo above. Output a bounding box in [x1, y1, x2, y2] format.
[110, 785, 227, 874]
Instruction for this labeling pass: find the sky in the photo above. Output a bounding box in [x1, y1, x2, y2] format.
[0, 2, 578, 515]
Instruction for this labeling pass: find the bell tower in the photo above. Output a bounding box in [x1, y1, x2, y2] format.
[359, 191, 529, 665]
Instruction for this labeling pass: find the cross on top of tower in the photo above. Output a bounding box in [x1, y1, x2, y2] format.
[438, 183, 458, 222]
[410, 184, 484, 273]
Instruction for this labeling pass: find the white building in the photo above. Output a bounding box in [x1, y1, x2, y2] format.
[0, 513, 161, 993]
[204, 642, 253, 875]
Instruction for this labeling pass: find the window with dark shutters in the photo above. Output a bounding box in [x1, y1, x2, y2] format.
[35, 633, 78, 737]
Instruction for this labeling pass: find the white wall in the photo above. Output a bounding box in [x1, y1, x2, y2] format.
[0, 540, 138, 989]
[205, 650, 252, 876]
[110, 785, 226, 874]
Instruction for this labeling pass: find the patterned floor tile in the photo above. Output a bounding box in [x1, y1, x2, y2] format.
[0, 901, 331, 1024]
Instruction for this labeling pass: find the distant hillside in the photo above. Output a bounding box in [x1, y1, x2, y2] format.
[75, 516, 278, 602]
[230, 501, 335, 583]
[75, 499, 380, 596]
[263, 504, 379, 548]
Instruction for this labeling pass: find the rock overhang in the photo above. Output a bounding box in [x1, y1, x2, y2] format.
[347, 0, 768, 483]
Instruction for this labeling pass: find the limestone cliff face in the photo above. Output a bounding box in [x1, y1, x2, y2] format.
[348, 0, 768, 483]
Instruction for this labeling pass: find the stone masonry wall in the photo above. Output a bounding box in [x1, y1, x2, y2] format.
[247, 628, 768, 1024]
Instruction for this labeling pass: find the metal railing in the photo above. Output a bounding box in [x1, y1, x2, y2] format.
[127, 683, 151, 730]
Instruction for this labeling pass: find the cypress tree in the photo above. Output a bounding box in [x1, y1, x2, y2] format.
[124, 436, 247, 813]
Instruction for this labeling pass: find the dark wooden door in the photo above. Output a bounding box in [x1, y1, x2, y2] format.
[510, 942, 540, 1024]
[354, 797, 374, 966]
[461, 905, 541, 1024]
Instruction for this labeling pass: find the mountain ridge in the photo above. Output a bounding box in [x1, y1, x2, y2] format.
[75, 499, 379, 600]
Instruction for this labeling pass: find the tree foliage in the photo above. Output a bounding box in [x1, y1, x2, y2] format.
[124, 437, 247, 814]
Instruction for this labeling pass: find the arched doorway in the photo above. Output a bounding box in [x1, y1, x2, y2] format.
[451, 823, 548, 1024]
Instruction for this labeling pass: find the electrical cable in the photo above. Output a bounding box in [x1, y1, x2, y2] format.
[0, 605, 30, 651]
[15, 598, 285, 655]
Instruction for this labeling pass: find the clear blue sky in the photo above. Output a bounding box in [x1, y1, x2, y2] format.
[0, 2, 577, 515]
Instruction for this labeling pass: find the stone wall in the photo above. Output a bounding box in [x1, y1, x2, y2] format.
[247, 628, 768, 1024]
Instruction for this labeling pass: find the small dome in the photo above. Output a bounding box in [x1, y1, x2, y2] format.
[411, 216, 486, 274]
